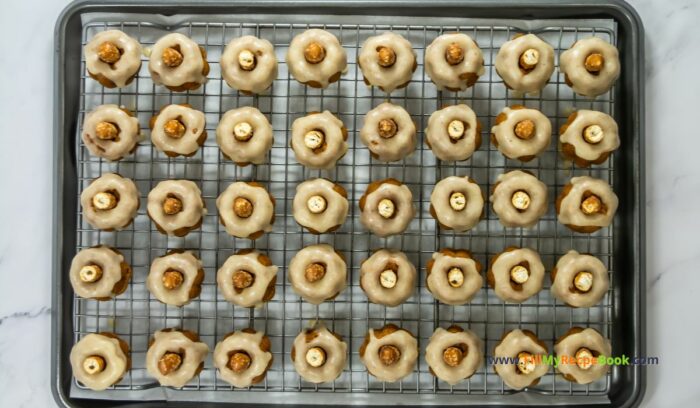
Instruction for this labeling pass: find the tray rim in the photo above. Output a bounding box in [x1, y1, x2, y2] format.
[51, 1, 646, 407]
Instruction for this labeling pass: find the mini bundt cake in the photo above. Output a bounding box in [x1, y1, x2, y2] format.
[424, 33, 484, 91]
[358, 32, 416, 93]
[84, 30, 142, 88]
[70, 333, 130, 391]
[559, 37, 620, 97]
[286, 29, 347, 88]
[359, 324, 418, 382]
[221, 35, 278, 94]
[494, 34, 555, 93]
[291, 323, 347, 383]
[69, 246, 132, 300]
[148, 33, 209, 91]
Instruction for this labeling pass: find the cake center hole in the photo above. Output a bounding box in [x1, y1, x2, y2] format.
[580, 193, 604, 215]
[379, 261, 399, 289]
[238, 49, 257, 71]
[305, 263, 327, 283]
[82, 355, 106, 375]
[377, 198, 396, 219]
[79, 264, 103, 283]
[584, 53, 604, 74]
[511, 190, 531, 211]
[228, 350, 252, 372]
[158, 351, 183, 375]
[519, 48, 540, 72]
[163, 194, 183, 215]
[304, 42, 326, 64]
[162, 269, 184, 290]
[92, 190, 119, 211]
[517, 351, 535, 374]
[378, 344, 401, 365]
[376, 46, 396, 68]
[583, 124, 604, 144]
[449, 191, 467, 211]
[233, 197, 254, 218]
[378, 118, 398, 138]
[573, 271, 593, 292]
[162, 45, 183, 68]
[233, 121, 254, 142]
[305, 346, 327, 367]
[164, 118, 186, 139]
[304, 129, 325, 152]
[510, 264, 530, 285]
[445, 42, 465, 65]
[98, 41, 122, 65]
[443, 344, 467, 367]
[514, 119, 536, 140]
[306, 195, 328, 214]
[95, 121, 120, 140]
[232, 270, 255, 291]
[575, 347, 595, 370]
[447, 120, 466, 141]
[447, 267, 464, 288]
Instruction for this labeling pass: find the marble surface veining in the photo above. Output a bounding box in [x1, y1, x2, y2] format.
[0, 0, 698, 406]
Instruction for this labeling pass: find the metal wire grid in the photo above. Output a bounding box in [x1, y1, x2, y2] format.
[72, 16, 617, 402]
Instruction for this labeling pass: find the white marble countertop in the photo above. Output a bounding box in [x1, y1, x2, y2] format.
[0, 0, 697, 406]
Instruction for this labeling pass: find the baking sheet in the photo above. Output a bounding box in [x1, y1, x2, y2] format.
[68, 11, 619, 405]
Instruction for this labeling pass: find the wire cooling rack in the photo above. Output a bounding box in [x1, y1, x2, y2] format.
[73, 13, 617, 403]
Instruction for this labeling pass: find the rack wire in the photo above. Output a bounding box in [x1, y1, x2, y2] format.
[73, 14, 617, 403]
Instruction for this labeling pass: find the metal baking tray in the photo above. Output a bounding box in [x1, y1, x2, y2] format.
[52, 0, 645, 406]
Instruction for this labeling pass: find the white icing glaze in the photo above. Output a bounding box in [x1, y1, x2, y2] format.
[554, 328, 611, 384]
[559, 37, 620, 97]
[489, 248, 545, 303]
[427, 251, 483, 305]
[69, 246, 128, 300]
[216, 182, 275, 239]
[358, 32, 416, 93]
[217, 250, 278, 308]
[425, 104, 480, 162]
[80, 173, 140, 231]
[81, 104, 140, 161]
[425, 327, 483, 385]
[557, 176, 618, 230]
[490, 170, 548, 228]
[551, 250, 609, 308]
[494, 34, 555, 93]
[360, 249, 416, 307]
[491, 106, 552, 160]
[70, 333, 128, 391]
[148, 33, 207, 89]
[493, 329, 549, 390]
[360, 327, 418, 382]
[288, 244, 347, 304]
[359, 102, 416, 162]
[147, 180, 205, 236]
[292, 178, 348, 233]
[560, 110, 620, 162]
[424, 33, 484, 91]
[286, 29, 347, 88]
[147, 251, 203, 307]
[360, 180, 415, 237]
[430, 176, 484, 232]
[291, 111, 348, 169]
[221, 35, 278, 94]
[84, 30, 142, 88]
[145, 330, 209, 388]
[213, 330, 272, 387]
[216, 107, 273, 165]
[151, 105, 206, 156]
[292, 325, 347, 383]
